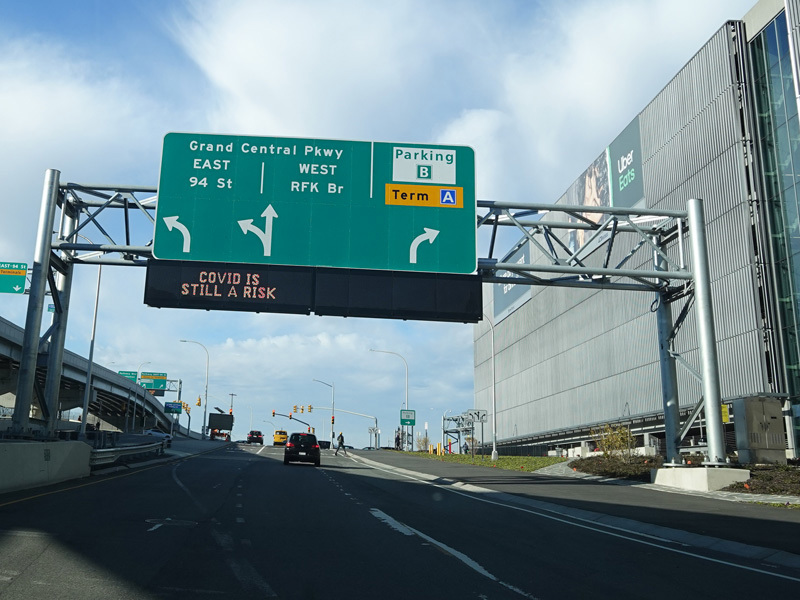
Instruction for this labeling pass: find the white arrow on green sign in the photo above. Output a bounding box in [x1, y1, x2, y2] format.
[153, 133, 476, 274]
[0, 262, 27, 294]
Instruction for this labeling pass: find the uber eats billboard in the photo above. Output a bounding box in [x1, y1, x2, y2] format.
[493, 116, 647, 313]
[566, 116, 645, 257]
[608, 117, 644, 209]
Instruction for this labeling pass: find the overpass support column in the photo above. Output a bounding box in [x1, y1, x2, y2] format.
[11, 170, 60, 436]
[687, 198, 727, 465]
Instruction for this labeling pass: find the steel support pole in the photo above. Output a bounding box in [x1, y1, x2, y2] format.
[483, 313, 498, 461]
[654, 240, 681, 463]
[43, 196, 77, 436]
[11, 170, 60, 435]
[687, 198, 727, 465]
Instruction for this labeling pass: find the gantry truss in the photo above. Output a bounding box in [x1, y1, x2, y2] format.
[12, 171, 736, 464]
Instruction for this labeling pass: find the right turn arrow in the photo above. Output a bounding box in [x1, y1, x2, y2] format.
[409, 228, 439, 264]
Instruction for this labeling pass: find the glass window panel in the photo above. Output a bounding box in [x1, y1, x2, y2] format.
[790, 115, 800, 180]
[755, 76, 773, 125]
[776, 258, 793, 298]
[751, 34, 768, 78]
[776, 122, 794, 189]
[776, 12, 790, 59]
[787, 80, 799, 121]
[771, 69, 787, 124]
[766, 20, 780, 67]
[784, 324, 800, 370]
[772, 199, 787, 237]
[789, 190, 800, 255]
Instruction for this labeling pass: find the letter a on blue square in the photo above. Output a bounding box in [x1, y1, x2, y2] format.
[440, 189, 456, 205]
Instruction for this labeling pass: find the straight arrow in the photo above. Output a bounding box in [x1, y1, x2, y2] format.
[238, 205, 278, 256]
[163, 216, 191, 253]
[409, 228, 439, 264]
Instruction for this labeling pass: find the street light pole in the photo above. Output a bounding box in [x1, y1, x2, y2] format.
[78, 240, 102, 439]
[483, 313, 498, 461]
[313, 379, 334, 447]
[370, 349, 408, 450]
[180, 340, 209, 440]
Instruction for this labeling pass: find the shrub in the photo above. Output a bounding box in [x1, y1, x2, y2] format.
[722, 465, 800, 495]
[590, 423, 635, 461]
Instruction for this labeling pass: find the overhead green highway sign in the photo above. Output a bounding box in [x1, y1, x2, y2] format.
[0, 262, 27, 294]
[140, 372, 168, 390]
[153, 133, 476, 274]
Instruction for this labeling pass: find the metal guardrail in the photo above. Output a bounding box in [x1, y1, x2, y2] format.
[89, 440, 166, 466]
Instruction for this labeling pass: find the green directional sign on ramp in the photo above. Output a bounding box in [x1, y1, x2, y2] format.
[0, 263, 27, 294]
[118, 371, 137, 382]
[400, 409, 416, 426]
[153, 133, 476, 274]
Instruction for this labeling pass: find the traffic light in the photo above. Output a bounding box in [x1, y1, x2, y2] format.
[186, 406, 191, 414]
[300, 406, 304, 413]
[307, 427, 311, 433]
[331, 415, 335, 424]
[229, 408, 233, 415]
[308, 405, 313, 413]
[196, 397, 201, 406]
[293, 405, 298, 413]
[272, 410, 275, 417]
[289, 413, 293, 419]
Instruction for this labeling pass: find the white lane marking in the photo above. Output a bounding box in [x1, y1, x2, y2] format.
[211, 529, 277, 596]
[362, 460, 800, 583]
[226, 557, 277, 597]
[370, 508, 538, 599]
[147, 523, 163, 532]
[171, 464, 206, 513]
[370, 508, 414, 535]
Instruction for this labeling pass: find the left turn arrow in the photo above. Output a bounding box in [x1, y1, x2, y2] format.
[163, 216, 191, 253]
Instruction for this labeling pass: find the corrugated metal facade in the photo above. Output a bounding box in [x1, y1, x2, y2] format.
[474, 22, 775, 445]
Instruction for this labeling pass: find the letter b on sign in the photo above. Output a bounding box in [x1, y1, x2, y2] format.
[417, 165, 432, 180]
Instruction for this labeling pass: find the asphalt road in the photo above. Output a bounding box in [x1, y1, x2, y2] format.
[0, 443, 798, 599]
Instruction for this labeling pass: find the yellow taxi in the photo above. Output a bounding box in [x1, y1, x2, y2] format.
[273, 430, 288, 446]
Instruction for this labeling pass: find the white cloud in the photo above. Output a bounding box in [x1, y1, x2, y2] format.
[0, 0, 758, 445]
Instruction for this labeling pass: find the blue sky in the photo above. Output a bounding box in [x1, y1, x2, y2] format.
[0, 0, 756, 447]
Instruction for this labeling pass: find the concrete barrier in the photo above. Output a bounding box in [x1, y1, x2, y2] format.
[651, 466, 751, 492]
[0, 441, 91, 494]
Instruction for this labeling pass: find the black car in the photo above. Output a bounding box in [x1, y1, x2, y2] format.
[283, 432, 320, 466]
[247, 430, 264, 445]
